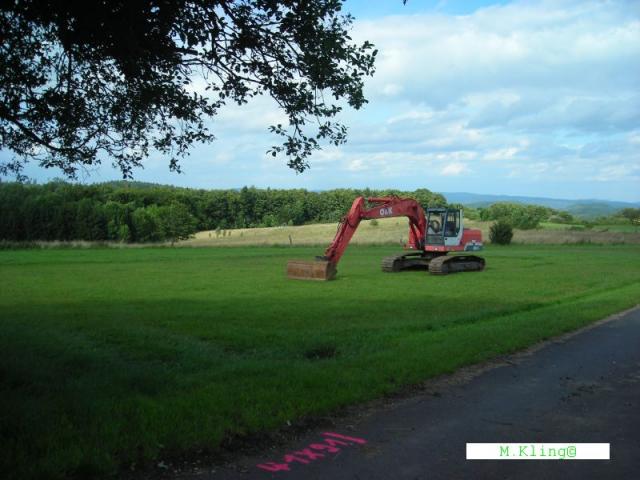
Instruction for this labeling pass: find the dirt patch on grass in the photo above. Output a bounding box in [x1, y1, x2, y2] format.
[303, 346, 338, 360]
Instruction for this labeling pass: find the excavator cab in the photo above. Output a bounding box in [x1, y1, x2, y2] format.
[425, 208, 462, 246]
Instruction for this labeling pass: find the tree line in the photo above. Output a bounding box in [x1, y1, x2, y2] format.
[465, 203, 639, 230]
[454, 203, 559, 229]
[0, 181, 447, 243]
[477, 203, 557, 229]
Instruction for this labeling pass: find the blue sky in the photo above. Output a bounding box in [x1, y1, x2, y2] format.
[6, 0, 640, 201]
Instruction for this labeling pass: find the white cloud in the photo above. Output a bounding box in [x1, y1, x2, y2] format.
[354, 1, 640, 106]
[440, 162, 469, 176]
[216, 0, 639, 200]
[214, 95, 287, 133]
[628, 131, 640, 145]
[14, 0, 640, 202]
[590, 164, 640, 182]
[387, 110, 434, 124]
[483, 147, 520, 162]
[346, 158, 367, 172]
[335, 0, 640, 199]
[381, 83, 403, 96]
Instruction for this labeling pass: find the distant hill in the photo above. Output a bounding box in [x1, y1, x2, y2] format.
[442, 192, 640, 219]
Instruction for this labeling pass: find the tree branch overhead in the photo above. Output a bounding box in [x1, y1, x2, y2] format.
[0, 0, 377, 178]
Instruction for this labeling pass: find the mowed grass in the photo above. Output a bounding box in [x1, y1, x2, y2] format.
[1, 245, 640, 478]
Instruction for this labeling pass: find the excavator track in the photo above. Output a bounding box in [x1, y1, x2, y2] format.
[381, 252, 439, 272]
[381, 252, 486, 275]
[428, 254, 485, 275]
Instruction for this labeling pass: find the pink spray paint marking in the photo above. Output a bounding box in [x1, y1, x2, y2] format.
[256, 432, 367, 473]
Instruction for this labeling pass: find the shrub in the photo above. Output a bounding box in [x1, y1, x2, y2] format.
[479, 202, 551, 229]
[490, 220, 513, 245]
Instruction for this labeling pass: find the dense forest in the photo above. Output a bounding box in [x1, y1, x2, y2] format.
[0, 181, 447, 243]
[3, 181, 634, 244]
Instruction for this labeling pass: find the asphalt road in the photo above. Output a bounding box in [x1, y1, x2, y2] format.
[186, 306, 640, 480]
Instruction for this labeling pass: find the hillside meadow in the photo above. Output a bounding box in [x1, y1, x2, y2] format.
[182, 217, 640, 247]
[1, 244, 640, 478]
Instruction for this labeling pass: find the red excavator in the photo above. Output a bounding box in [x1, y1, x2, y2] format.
[287, 195, 485, 280]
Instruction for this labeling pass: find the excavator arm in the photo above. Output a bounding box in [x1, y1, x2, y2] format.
[287, 196, 427, 280]
[322, 196, 427, 264]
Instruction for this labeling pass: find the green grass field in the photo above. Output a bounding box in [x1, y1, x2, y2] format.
[2, 244, 640, 478]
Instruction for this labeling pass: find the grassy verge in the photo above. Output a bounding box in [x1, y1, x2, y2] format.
[1, 244, 639, 478]
[540, 222, 639, 233]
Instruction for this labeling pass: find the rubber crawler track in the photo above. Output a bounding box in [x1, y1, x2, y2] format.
[428, 254, 485, 275]
[381, 252, 485, 275]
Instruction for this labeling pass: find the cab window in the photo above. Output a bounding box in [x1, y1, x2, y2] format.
[444, 210, 460, 237]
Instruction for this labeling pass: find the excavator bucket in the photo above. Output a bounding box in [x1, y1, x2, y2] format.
[286, 259, 337, 281]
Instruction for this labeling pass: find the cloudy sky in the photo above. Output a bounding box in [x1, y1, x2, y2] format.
[13, 0, 640, 201]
